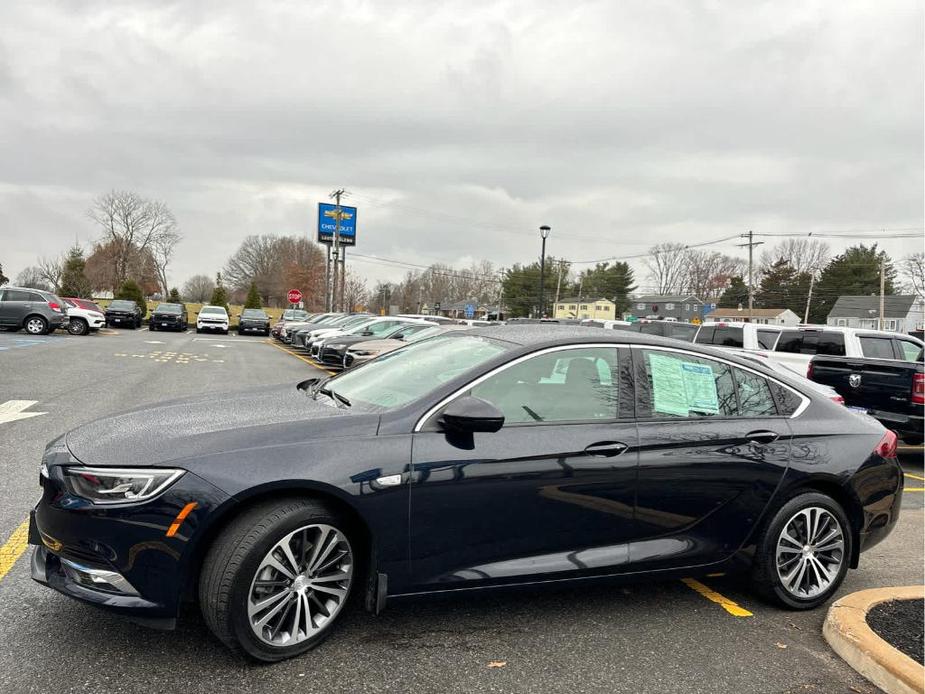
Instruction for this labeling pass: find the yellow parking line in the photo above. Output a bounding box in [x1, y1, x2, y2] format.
[264, 340, 335, 375]
[904, 487, 925, 492]
[681, 578, 753, 617]
[0, 519, 29, 582]
[904, 472, 925, 482]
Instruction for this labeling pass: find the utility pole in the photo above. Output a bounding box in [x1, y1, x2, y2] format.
[738, 230, 764, 323]
[329, 189, 346, 312]
[803, 272, 815, 324]
[554, 260, 565, 308]
[879, 256, 886, 330]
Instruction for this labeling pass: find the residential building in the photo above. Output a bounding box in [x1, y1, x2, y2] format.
[553, 297, 616, 320]
[826, 295, 924, 333]
[705, 307, 801, 326]
[630, 295, 703, 322]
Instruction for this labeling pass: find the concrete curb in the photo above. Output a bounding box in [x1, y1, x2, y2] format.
[823, 585, 924, 694]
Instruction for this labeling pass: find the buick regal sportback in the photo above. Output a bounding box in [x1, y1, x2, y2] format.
[29, 326, 903, 662]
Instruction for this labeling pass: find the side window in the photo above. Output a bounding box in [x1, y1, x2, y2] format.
[733, 368, 778, 417]
[769, 382, 803, 416]
[694, 326, 714, 344]
[775, 330, 802, 353]
[756, 329, 779, 350]
[639, 322, 663, 335]
[470, 348, 619, 424]
[816, 332, 846, 356]
[667, 324, 696, 341]
[712, 327, 743, 347]
[638, 349, 737, 418]
[367, 321, 398, 335]
[859, 337, 895, 360]
[895, 339, 924, 362]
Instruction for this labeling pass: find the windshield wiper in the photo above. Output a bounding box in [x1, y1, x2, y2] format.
[319, 386, 351, 408]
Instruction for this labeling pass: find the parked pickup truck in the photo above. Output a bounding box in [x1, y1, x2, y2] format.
[809, 354, 924, 445]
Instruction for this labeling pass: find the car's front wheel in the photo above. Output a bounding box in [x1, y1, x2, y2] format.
[67, 318, 88, 336]
[751, 492, 851, 610]
[199, 498, 357, 662]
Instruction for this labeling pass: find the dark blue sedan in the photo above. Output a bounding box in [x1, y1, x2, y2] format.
[29, 325, 903, 661]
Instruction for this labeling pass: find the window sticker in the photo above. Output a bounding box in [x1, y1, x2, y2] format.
[649, 353, 720, 417]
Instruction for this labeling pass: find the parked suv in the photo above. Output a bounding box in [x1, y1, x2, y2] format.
[62, 298, 106, 335]
[149, 303, 189, 332]
[196, 305, 229, 334]
[105, 300, 144, 329]
[237, 309, 271, 336]
[0, 286, 69, 334]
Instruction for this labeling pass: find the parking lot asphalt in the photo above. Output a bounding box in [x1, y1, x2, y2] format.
[0, 327, 922, 694]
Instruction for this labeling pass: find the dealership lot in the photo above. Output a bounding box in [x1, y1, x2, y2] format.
[0, 327, 921, 694]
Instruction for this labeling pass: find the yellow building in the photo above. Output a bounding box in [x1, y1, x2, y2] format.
[553, 297, 617, 320]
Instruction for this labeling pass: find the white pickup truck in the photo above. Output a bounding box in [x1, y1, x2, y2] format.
[693, 322, 924, 373]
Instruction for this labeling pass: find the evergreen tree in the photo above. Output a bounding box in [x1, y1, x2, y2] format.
[167, 287, 182, 302]
[809, 244, 896, 323]
[59, 245, 92, 298]
[572, 262, 636, 315]
[501, 257, 565, 317]
[755, 258, 811, 315]
[244, 281, 262, 309]
[0, 262, 8, 286]
[116, 279, 147, 318]
[717, 276, 749, 309]
[209, 285, 230, 312]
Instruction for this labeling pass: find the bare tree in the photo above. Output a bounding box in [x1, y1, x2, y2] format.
[759, 239, 830, 276]
[644, 243, 690, 295]
[182, 274, 215, 303]
[684, 251, 747, 300]
[342, 271, 368, 310]
[223, 235, 281, 302]
[900, 252, 925, 300]
[15, 266, 51, 291]
[88, 191, 179, 286]
[151, 227, 182, 295]
[37, 255, 63, 292]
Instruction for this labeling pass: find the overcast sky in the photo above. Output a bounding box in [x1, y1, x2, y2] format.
[1, 0, 922, 292]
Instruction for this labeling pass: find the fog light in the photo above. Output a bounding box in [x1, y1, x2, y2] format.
[60, 558, 139, 596]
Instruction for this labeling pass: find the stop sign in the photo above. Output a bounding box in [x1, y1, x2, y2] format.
[287, 289, 302, 304]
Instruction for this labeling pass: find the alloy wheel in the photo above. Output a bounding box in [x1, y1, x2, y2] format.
[247, 524, 353, 647]
[775, 506, 844, 599]
[25, 318, 46, 334]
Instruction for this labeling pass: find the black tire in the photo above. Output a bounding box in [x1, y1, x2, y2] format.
[196, 327, 202, 334]
[23, 315, 48, 335]
[67, 318, 88, 336]
[750, 492, 851, 610]
[199, 498, 357, 662]
[149, 324, 157, 332]
[901, 435, 922, 446]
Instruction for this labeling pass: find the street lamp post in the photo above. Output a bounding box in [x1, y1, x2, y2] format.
[539, 225, 551, 318]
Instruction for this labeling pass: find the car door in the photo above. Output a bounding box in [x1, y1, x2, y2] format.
[0, 289, 32, 327]
[629, 346, 793, 571]
[408, 345, 639, 590]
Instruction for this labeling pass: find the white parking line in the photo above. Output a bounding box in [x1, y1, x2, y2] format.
[0, 400, 47, 424]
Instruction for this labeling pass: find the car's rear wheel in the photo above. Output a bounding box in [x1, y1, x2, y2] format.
[24, 316, 48, 335]
[67, 318, 88, 336]
[751, 492, 850, 610]
[199, 498, 356, 662]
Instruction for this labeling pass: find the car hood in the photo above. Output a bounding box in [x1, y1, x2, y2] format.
[65, 383, 379, 468]
[347, 338, 403, 352]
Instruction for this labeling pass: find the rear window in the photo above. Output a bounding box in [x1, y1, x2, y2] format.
[666, 324, 697, 341]
[695, 325, 744, 348]
[756, 329, 779, 350]
[774, 330, 845, 356]
[859, 336, 895, 360]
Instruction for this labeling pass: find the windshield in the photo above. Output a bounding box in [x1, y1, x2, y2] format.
[242, 309, 268, 318]
[109, 300, 135, 310]
[335, 315, 374, 331]
[405, 325, 443, 342]
[154, 303, 182, 314]
[326, 335, 508, 411]
[201, 306, 227, 315]
[283, 309, 309, 320]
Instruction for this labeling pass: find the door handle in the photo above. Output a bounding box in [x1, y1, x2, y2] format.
[745, 430, 779, 445]
[584, 441, 628, 457]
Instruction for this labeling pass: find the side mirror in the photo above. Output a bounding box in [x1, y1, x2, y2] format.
[361, 330, 374, 336]
[439, 396, 504, 433]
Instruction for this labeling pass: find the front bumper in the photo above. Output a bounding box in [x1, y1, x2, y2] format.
[152, 316, 184, 330]
[106, 314, 135, 325]
[88, 316, 105, 328]
[29, 464, 231, 624]
[238, 322, 269, 333]
[197, 322, 228, 332]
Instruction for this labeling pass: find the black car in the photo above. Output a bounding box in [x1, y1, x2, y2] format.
[105, 299, 144, 329]
[29, 326, 902, 662]
[149, 303, 188, 332]
[237, 308, 271, 336]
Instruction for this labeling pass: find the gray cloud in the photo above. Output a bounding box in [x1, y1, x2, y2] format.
[0, 0, 921, 289]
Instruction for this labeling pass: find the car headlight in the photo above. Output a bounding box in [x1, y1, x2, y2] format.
[64, 467, 184, 505]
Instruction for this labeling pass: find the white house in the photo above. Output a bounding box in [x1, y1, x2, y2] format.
[826, 295, 925, 333]
[705, 307, 801, 326]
